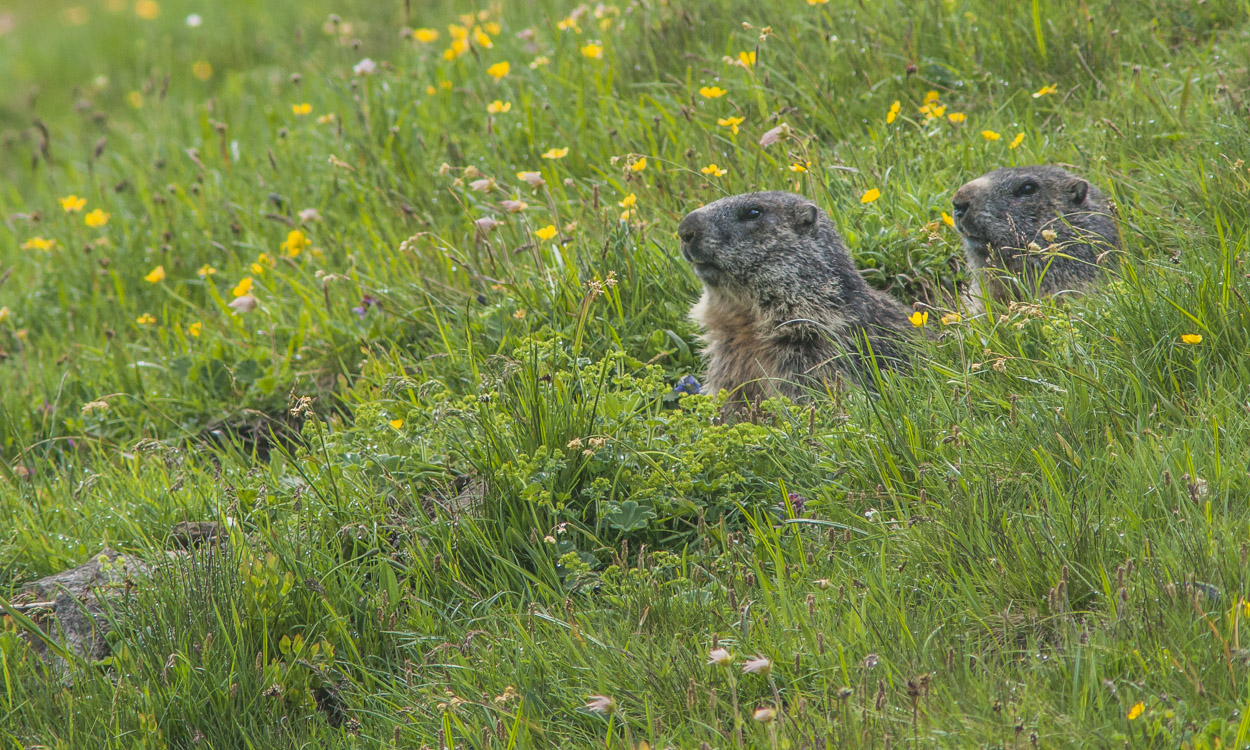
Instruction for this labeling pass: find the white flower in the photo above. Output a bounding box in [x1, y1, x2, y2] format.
[228, 294, 258, 314]
[753, 707, 777, 724]
[185, 13, 203, 27]
[469, 178, 497, 193]
[584, 695, 617, 714]
[742, 656, 772, 675]
[474, 217, 502, 232]
[353, 57, 377, 75]
[298, 208, 321, 223]
[707, 648, 733, 667]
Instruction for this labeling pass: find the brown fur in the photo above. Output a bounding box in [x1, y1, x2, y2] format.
[678, 192, 916, 403]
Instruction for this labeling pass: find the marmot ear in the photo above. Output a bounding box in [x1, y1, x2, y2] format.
[796, 203, 820, 233]
[1067, 179, 1089, 205]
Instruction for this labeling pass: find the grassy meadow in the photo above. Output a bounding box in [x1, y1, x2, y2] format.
[2, 0, 1250, 746]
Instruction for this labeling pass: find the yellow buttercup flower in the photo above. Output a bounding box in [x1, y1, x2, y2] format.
[535, 225, 558, 241]
[187, 321, 203, 337]
[738, 51, 756, 68]
[886, 100, 900, 124]
[473, 29, 493, 48]
[699, 86, 727, 98]
[281, 229, 308, 257]
[1127, 702, 1145, 721]
[136, 313, 156, 325]
[981, 130, 1001, 141]
[231, 277, 254, 297]
[389, 418, 404, 430]
[22, 237, 55, 251]
[909, 310, 928, 327]
[942, 212, 955, 227]
[807, 0, 830, 4]
[486, 61, 511, 79]
[292, 102, 312, 116]
[84, 209, 110, 227]
[1009, 133, 1025, 149]
[941, 313, 961, 325]
[924, 90, 940, 104]
[59, 195, 87, 212]
[542, 147, 569, 159]
[1032, 83, 1058, 98]
[629, 157, 647, 172]
[860, 188, 880, 204]
[448, 23, 469, 40]
[425, 85, 438, 96]
[717, 115, 745, 135]
[618, 193, 637, 208]
[414, 28, 440, 43]
[144, 265, 166, 283]
[192, 61, 213, 81]
[789, 162, 810, 173]
[947, 112, 966, 124]
[197, 264, 217, 277]
[134, 0, 159, 20]
[557, 16, 581, 32]
[581, 43, 604, 59]
[487, 100, 512, 114]
[701, 164, 727, 177]
[1181, 334, 1203, 345]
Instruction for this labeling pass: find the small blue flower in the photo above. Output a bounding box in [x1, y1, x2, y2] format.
[673, 375, 702, 395]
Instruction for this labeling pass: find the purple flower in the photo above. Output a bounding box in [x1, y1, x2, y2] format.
[352, 294, 381, 318]
[673, 375, 702, 395]
[786, 492, 807, 516]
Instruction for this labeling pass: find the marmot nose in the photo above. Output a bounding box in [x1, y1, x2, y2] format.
[677, 216, 698, 244]
[952, 200, 970, 219]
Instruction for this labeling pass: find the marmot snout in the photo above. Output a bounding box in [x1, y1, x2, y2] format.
[680, 192, 915, 403]
[952, 165, 1119, 308]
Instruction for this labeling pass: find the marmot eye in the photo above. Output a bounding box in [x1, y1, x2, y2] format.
[1016, 181, 1039, 197]
[738, 206, 763, 221]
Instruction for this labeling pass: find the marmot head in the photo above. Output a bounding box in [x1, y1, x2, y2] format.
[951, 165, 1118, 267]
[677, 191, 863, 309]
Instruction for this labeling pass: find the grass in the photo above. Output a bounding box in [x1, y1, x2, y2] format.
[2, 0, 1250, 746]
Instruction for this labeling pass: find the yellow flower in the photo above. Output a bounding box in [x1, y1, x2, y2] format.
[542, 147, 569, 159]
[789, 161, 810, 173]
[487, 100, 512, 114]
[197, 264, 217, 277]
[886, 100, 900, 124]
[557, 16, 581, 32]
[414, 28, 440, 43]
[59, 195, 87, 212]
[187, 321, 203, 337]
[530, 55, 551, 68]
[1032, 83, 1058, 98]
[317, 113, 337, 123]
[22, 237, 55, 251]
[473, 29, 493, 48]
[448, 23, 469, 40]
[1181, 334, 1203, 345]
[947, 112, 966, 124]
[486, 61, 511, 79]
[941, 312, 962, 325]
[928, 104, 947, 118]
[1009, 133, 1025, 149]
[629, 157, 647, 172]
[1127, 702, 1145, 721]
[389, 418, 404, 430]
[84, 209, 110, 227]
[942, 212, 956, 227]
[126, 91, 144, 109]
[444, 39, 470, 60]
[0, 307, 9, 324]
[909, 310, 929, 327]
[425, 85, 437, 96]
[581, 43, 604, 59]
[924, 90, 940, 104]
[190, 61, 213, 81]
[134, 0, 159, 20]
[619, 209, 635, 222]
[699, 86, 727, 98]
[981, 130, 1001, 141]
[860, 188, 881, 204]
[483, 21, 501, 35]
[807, 0, 830, 4]
[292, 102, 312, 116]
[536, 225, 558, 241]
[513, 309, 527, 319]
[619, 193, 637, 208]
[281, 229, 308, 257]
[738, 50, 756, 68]
[717, 115, 745, 135]
[144, 265, 166, 283]
[701, 164, 727, 177]
[135, 313, 156, 325]
[231, 277, 254, 297]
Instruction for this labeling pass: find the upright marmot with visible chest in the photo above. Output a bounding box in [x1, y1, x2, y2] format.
[951, 165, 1119, 310]
[678, 191, 916, 403]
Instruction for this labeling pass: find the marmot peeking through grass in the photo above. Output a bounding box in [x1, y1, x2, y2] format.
[951, 165, 1119, 310]
[678, 191, 916, 402]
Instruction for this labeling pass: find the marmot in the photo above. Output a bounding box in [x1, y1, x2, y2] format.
[951, 165, 1119, 310]
[678, 191, 916, 402]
